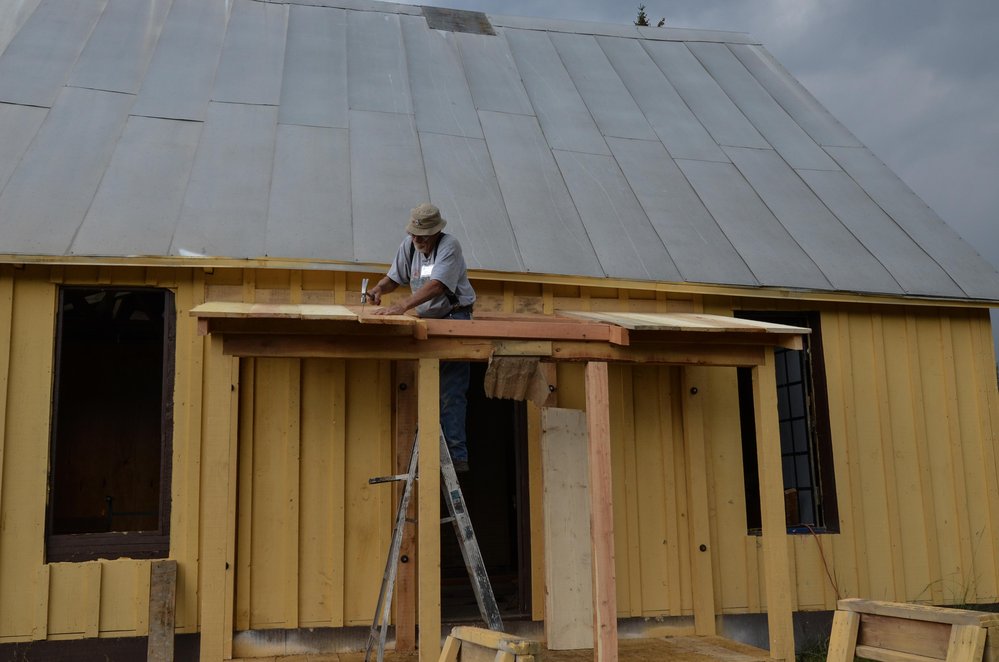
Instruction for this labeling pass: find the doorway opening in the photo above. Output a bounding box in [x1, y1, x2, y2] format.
[441, 362, 530, 621]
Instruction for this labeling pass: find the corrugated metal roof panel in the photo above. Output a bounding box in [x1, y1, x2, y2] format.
[798, 168, 964, 297]
[827, 146, 999, 299]
[455, 31, 534, 116]
[0, 87, 131, 255]
[487, 14, 640, 38]
[478, 110, 603, 277]
[212, 0, 287, 106]
[0, 104, 47, 196]
[131, 0, 227, 121]
[505, 28, 610, 156]
[401, 15, 482, 139]
[643, 39, 768, 149]
[689, 42, 838, 171]
[266, 124, 352, 261]
[419, 132, 523, 272]
[71, 116, 200, 256]
[549, 32, 658, 142]
[67, 0, 173, 95]
[554, 149, 681, 281]
[278, 4, 348, 129]
[0, 0, 107, 107]
[171, 102, 277, 257]
[725, 146, 902, 294]
[349, 109, 428, 263]
[347, 10, 412, 114]
[597, 36, 727, 162]
[607, 136, 756, 286]
[677, 159, 831, 290]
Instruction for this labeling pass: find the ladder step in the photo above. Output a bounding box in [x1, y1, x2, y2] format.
[441, 516, 455, 524]
[368, 474, 409, 484]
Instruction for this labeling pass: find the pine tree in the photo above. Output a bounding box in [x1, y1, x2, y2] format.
[635, 5, 665, 28]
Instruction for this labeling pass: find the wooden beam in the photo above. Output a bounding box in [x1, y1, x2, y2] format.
[421, 318, 627, 345]
[223, 335, 495, 361]
[418, 359, 441, 662]
[585, 362, 618, 662]
[200, 335, 239, 661]
[680, 367, 716, 635]
[552, 342, 764, 366]
[752, 348, 795, 662]
[394, 361, 418, 652]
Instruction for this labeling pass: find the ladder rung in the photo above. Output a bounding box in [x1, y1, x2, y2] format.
[368, 474, 408, 484]
[441, 516, 455, 524]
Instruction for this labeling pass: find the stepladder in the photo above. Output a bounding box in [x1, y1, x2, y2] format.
[364, 428, 504, 662]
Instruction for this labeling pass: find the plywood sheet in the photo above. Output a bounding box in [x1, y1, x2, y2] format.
[73, 116, 201, 256]
[455, 32, 534, 116]
[132, 0, 227, 121]
[278, 5, 348, 129]
[347, 10, 411, 114]
[401, 16, 481, 139]
[504, 28, 610, 156]
[0, 0, 106, 106]
[553, 150, 680, 281]
[349, 109, 428, 263]
[676, 159, 830, 290]
[597, 36, 726, 163]
[478, 110, 602, 277]
[542, 407, 594, 650]
[419, 132, 522, 271]
[0, 87, 131, 255]
[171, 102, 277, 257]
[267, 124, 352, 261]
[212, 0, 287, 106]
[606, 137, 754, 286]
[549, 32, 657, 142]
[689, 42, 837, 171]
[642, 40, 767, 150]
[724, 146, 902, 294]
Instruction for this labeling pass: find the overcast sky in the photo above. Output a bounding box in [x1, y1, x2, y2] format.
[397, 0, 999, 355]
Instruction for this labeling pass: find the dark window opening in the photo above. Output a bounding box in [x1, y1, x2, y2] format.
[46, 287, 175, 562]
[737, 311, 838, 534]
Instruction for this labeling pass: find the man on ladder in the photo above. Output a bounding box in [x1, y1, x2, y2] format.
[367, 203, 476, 472]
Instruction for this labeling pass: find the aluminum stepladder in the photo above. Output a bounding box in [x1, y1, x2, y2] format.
[364, 429, 504, 662]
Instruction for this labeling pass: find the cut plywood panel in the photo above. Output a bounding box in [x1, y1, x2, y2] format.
[541, 407, 594, 650]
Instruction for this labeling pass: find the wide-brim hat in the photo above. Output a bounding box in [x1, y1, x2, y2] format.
[406, 203, 447, 236]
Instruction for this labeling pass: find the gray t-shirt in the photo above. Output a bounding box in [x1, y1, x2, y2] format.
[386, 233, 476, 319]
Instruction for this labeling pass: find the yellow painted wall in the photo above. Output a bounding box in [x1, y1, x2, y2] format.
[0, 264, 997, 643]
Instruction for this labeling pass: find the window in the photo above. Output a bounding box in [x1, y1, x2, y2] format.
[46, 287, 175, 562]
[736, 311, 838, 533]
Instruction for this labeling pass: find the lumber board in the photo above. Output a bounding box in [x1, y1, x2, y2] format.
[394, 361, 418, 651]
[541, 408, 594, 650]
[857, 613, 950, 659]
[838, 599, 999, 627]
[147, 560, 178, 662]
[855, 645, 942, 662]
[945, 625, 987, 662]
[418, 359, 441, 662]
[585, 362, 618, 662]
[440, 635, 461, 662]
[449, 626, 542, 655]
[826, 610, 860, 662]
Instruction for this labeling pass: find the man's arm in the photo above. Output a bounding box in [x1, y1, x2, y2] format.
[373, 278, 446, 316]
[366, 276, 399, 305]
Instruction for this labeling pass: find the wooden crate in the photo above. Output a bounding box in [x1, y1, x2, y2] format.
[828, 599, 999, 662]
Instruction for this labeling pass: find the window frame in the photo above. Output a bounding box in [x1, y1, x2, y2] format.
[45, 286, 176, 563]
[736, 310, 839, 535]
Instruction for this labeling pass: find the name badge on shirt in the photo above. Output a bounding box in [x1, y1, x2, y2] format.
[420, 264, 434, 278]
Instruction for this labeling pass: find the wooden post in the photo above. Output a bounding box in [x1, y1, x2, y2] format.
[199, 335, 239, 661]
[680, 367, 716, 635]
[585, 362, 618, 662]
[395, 361, 418, 652]
[752, 348, 796, 661]
[147, 559, 178, 662]
[418, 358, 441, 662]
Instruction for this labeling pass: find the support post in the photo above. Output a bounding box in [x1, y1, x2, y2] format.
[395, 361, 418, 651]
[753, 348, 796, 661]
[680, 367, 716, 635]
[199, 335, 239, 661]
[585, 362, 618, 662]
[418, 359, 441, 662]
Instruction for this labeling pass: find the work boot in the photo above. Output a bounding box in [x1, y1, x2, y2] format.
[453, 460, 470, 474]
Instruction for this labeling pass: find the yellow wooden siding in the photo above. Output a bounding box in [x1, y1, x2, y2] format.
[1, 264, 998, 644]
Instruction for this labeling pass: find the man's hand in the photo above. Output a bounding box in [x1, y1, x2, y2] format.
[366, 287, 383, 305]
[374, 303, 408, 316]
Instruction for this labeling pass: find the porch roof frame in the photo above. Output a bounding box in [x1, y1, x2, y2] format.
[193, 303, 802, 662]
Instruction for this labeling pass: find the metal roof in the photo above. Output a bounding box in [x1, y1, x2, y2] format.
[1, 0, 998, 301]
